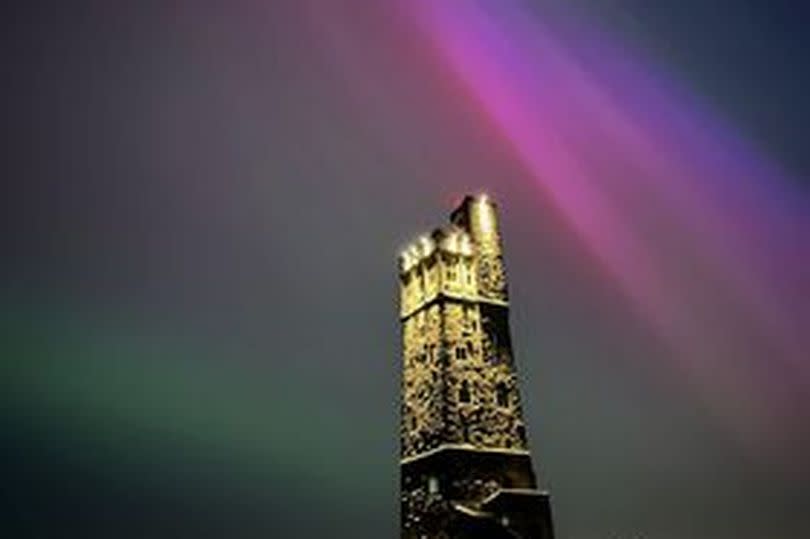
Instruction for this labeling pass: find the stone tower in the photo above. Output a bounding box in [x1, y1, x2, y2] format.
[398, 194, 555, 538]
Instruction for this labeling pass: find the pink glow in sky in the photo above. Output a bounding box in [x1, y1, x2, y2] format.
[311, 0, 809, 462]
[408, 0, 809, 457]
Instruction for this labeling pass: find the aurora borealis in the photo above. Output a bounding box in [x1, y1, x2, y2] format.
[3, 1, 809, 538]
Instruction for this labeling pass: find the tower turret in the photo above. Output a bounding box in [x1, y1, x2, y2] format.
[451, 194, 508, 303]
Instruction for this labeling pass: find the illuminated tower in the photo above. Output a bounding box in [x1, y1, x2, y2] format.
[398, 194, 555, 538]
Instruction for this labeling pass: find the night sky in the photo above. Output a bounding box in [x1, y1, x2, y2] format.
[2, 1, 809, 538]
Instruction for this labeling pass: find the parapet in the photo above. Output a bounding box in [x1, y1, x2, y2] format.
[398, 193, 508, 317]
[398, 226, 475, 276]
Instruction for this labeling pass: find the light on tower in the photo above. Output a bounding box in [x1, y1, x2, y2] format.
[477, 194, 495, 235]
[419, 235, 434, 256]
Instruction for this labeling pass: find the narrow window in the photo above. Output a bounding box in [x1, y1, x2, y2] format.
[455, 346, 467, 360]
[459, 380, 471, 403]
[516, 425, 527, 445]
[496, 382, 509, 407]
[428, 476, 439, 494]
[466, 341, 475, 356]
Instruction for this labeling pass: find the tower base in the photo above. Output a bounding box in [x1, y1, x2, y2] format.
[400, 446, 554, 539]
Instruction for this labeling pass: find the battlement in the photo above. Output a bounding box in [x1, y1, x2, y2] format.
[398, 194, 508, 318]
[398, 225, 477, 318]
[398, 227, 474, 275]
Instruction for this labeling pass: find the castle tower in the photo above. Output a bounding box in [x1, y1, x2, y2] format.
[398, 194, 554, 539]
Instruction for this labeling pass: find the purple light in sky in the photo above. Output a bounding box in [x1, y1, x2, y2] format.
[408, 0, 809, 459]
[309, 0, 809, 464]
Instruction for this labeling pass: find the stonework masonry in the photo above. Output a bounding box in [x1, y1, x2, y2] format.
[398, 194, 554, 539]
